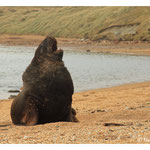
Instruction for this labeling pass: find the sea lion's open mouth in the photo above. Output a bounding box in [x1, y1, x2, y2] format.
[57, 48, 63, 52]
[54, 48, 63, 60]
[51, 39, 57, 51]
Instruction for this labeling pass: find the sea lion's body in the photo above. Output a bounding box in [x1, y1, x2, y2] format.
[10, 36, 78, 125]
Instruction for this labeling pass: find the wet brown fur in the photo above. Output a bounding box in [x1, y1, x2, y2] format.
[10, 36, 78, 125]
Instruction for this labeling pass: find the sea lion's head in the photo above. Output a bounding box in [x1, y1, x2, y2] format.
[34, 36, 63, 62]
[40, 36, 57, 53]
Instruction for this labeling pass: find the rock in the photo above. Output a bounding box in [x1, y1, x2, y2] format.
[8, 90, 20, 93]
[103, 123, 125, 126]
[109, 129, 114, 132]
[125, 107, 136, 110]
[145, 120, 150, 122]
[82, 94, 89, 97]
[91, 111, 95, 113]
[90, 109, 105, 113]
[97, 109, 105, 112]
[8, 95, 17, 99]
[136, 123, 144, 127]
[23, 136, 29, 139]
[86, 49, 91, 52]
[119, 135, 131, 139]
[126, 122, 134, 126]
[80, 38, 85, 42]
[139, 105, 145, 108]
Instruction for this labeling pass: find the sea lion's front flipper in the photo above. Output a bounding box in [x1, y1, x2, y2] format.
[21, 106, 38, 126]
[21, 97, 39, 126]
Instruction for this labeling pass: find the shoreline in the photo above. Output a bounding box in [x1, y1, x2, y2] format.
[2, 80, 150, 100]
[0, 34, 150, 56]
[1, 81, 150, 143]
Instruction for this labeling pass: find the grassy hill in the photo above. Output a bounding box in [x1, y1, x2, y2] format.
[0, 6, 150, 41]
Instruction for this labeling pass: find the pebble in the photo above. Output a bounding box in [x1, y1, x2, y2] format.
[109, 129, 114, 132]
[126, 122, 134, 126]
[119, 135, 131, 139]
[103, 123, 125, 126]
[83, 95, 89, 97]
[60, 134, 65, 136]
[145, 120, 150, 122]
[97, 109, 105, 112]
[139, 105, 145, 108]
[136, 123, 144, 127]
[91, 111, 95, 113]
[86, 49, 91, 52]
[72, 136, 76, 141]
[8, 90, 20, 93]
[125, 107, 136, 110]
[23, 136, 29, 139]
[8, 95, 17, 99]
[91, 109, 105, 113]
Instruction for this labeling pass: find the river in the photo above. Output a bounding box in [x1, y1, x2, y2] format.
[0, 45, 150, 99]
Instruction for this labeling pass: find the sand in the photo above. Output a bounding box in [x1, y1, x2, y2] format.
[1, 82, 150, 144]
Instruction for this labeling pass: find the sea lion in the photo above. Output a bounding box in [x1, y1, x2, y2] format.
[10, 36, 78, 125]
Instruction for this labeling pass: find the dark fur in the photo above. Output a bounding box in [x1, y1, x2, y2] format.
[10, 36, 78, 125]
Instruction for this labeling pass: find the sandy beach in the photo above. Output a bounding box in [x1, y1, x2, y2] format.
[1, 82, 150, 144]
[0, 35, 150, 144]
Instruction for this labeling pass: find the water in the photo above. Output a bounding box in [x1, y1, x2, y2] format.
[0, 45, 150, 99]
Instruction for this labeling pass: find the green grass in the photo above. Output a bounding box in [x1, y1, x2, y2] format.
[0, 6, 150, 41]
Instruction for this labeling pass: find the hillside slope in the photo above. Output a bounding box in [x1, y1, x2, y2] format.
[0, 7, 150, 41]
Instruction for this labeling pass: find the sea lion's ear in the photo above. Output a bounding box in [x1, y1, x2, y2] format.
[54, 50, 63, 60]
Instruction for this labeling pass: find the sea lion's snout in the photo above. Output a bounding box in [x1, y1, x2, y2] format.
[45, 36, 57, 52]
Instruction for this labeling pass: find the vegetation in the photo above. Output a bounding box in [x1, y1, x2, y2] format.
[0, 6, 150, 41]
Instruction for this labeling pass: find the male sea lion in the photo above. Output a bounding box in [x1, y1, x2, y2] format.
[10, 36, 78, 125]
